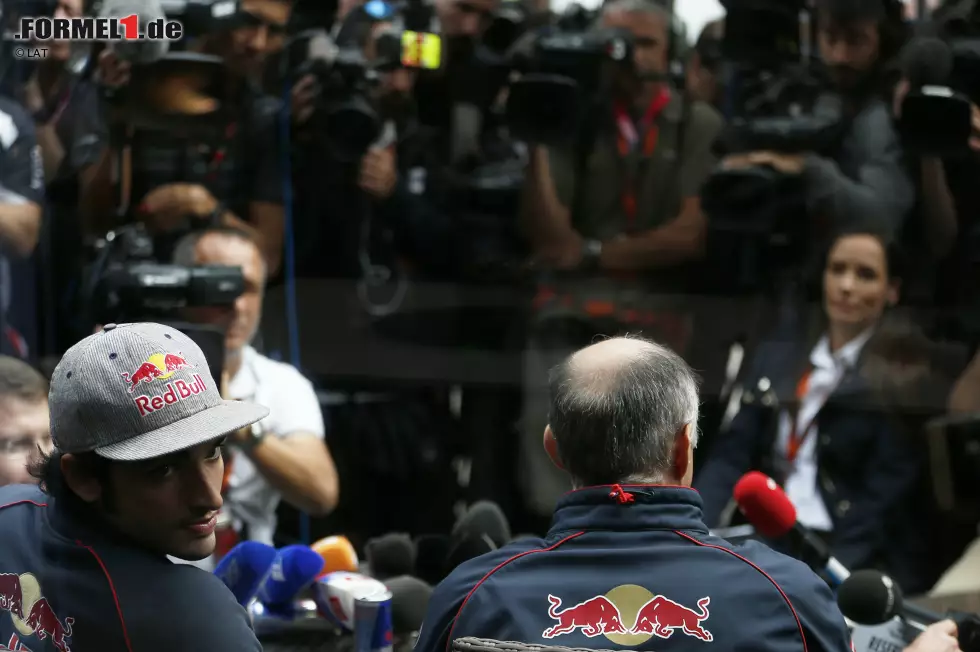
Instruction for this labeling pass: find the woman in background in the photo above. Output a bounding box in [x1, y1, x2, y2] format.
[695, 226, 944, 595]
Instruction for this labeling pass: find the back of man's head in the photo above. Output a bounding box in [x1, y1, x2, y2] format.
[547, 336, 699, 487]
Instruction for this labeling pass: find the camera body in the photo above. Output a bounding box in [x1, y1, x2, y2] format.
[89, 224, 244, 324]
[700, 0, 845, 294]
[505, 9, 635, 145]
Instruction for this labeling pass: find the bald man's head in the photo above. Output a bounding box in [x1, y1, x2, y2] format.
[546, 336, 700, 487]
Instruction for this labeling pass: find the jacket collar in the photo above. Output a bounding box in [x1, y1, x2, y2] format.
[547, 484, 709, 536]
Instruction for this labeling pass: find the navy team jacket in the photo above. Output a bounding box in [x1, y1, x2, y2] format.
[415, 485, 852, 652]
[0, 484, 261, 652]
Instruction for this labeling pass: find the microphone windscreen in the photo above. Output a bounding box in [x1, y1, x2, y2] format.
[314, 571, 390, 632]
[837, 569, 904, 626]
[101, 0, 171, 63]
[311, 535, 359, 578]
[413, 534, 450, 585]
[259, 545, 326, 608]
[385, 575, 432, 634]
[213, 541, 279, 607]
[733, 471, 797, 539]
[444, 533, 496, 575]
[902, 36, 953, 87]
[365, 533, 416, 580]
[451, 500, 512, 548]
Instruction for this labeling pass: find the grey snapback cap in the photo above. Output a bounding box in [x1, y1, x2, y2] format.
[49, 322, 269, 461]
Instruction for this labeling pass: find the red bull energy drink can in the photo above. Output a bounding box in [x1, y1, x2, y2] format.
[354, 588, 393, 652]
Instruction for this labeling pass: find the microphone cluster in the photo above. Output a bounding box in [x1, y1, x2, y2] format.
[726, 473, 980, 652]
[212, 533, 432, 651]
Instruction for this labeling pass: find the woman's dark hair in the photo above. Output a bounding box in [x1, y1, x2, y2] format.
[28, 449, 115, 513]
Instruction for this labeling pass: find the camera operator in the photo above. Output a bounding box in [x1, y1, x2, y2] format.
[522, 0, 722, 274]
[290, 14, 455, 279]
[79, 0, 289, 268]
[0, 96, 44, 358]
[172, 227, 339, 547]
[722, 0, 913, 234]
[287, 11, 460, 545]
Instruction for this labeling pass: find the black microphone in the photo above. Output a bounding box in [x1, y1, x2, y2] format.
[385, 575, 433, 635]
[838, 569, 980, 652]
[902, 36, 954, 87]
[837, 569, 936, 627]
[450, 500, 511, 549]
[365, 533, 416, 580]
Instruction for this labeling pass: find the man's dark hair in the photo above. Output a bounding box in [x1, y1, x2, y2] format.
[816, 0, 909, 63]
[27, 450, 114, 512]
[547, 336, 700, 487]
[0, 356, 48, 404]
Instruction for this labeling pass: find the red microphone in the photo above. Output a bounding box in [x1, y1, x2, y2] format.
[732, 471, 850, 586]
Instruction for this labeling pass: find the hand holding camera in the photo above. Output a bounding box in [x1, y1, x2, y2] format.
[358, 146, 398, 200]
[137, 183, 218, 232]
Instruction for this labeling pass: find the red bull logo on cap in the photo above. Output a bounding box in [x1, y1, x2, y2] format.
[542, 584, 713, 645]
[0, 573, 73, 652]
[118, 352, 207, 417]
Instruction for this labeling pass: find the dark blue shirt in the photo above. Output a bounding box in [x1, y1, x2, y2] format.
[416, 485, 851, 652]
[0, 484, 262, 651]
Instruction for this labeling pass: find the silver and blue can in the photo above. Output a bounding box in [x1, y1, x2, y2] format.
[354, 588, 394, 652]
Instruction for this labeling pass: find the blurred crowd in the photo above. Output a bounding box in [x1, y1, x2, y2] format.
[2, 0, 980, 598]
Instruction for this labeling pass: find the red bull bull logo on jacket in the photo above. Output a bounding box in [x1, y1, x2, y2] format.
[118, 352, 205, 417]
[542, 584, 712, 645]
[0, 573, 73, 652]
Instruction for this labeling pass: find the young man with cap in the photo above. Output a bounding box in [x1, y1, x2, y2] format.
[0, 322, 269, 651]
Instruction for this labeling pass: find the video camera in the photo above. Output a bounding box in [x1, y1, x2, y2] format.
[87, 224, 244, 324]
[701, 0, 845, 294]
[897, 5, 980, 155]
[284, 0, 441, 162]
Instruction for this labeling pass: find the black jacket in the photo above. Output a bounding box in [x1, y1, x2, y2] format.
[0, 484, 261, 651]
[695, 335, 937, 594]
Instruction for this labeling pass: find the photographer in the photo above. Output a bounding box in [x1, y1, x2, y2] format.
[521, 0, 722, 274]
[79, 0, 288, 269]
[0, 96, 44, 358]
[723, 0, 913, 234]
[290, 12, 455, 279]
[287, 11, 460, 545]
[173, 227, 339, 546]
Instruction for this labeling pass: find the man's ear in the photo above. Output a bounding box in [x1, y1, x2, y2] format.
[543, 425, 565, 471]
[671, 423, 694, 485]
[60, 454, 103, 503]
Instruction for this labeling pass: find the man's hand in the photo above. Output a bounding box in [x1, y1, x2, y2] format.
[905, 620, 960, 652]
[96, 49, 132, 88]
[721, 151, 807, 175]
[291, 74, 317, 126]
[358, 147, 398, 200]
[138, 183, 218, 233]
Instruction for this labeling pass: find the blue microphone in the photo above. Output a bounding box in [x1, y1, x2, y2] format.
[214, 541, 279, 607]
[258, 545, 326, 617]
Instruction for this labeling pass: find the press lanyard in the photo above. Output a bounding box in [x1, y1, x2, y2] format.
[614, 87, 671, 228]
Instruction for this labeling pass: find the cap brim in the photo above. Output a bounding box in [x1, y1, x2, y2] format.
[94, 399, 270, 461]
